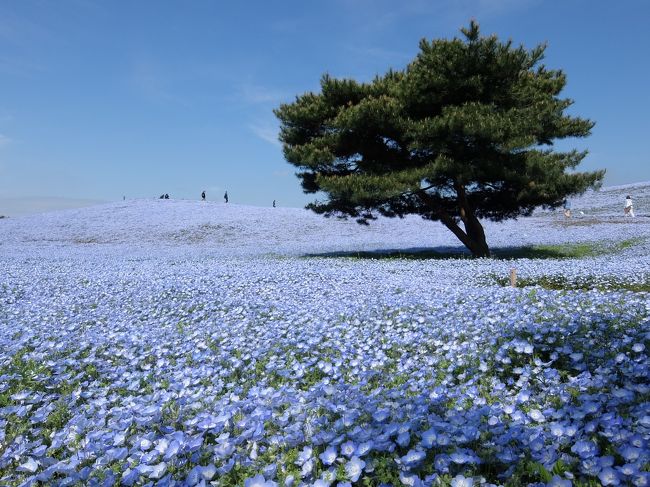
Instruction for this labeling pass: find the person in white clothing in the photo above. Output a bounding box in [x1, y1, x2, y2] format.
[624, 195, 635, 217]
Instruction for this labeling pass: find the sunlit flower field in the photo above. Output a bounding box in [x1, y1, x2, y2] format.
[1, 183, 649, 486]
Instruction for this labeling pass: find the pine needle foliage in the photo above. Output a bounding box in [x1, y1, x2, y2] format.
[274, 21, 604, 257]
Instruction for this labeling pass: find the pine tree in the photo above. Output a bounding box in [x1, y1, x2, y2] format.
[274, 21, 604, 257]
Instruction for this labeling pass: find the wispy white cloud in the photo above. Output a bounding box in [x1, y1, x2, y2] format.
[0, 134, 12, 147]
[0, 10, 52, 76]
[434, 0, 541, 24]
[335, 0, 443, 31]
[240, 83, 288, 104]
[335, 0, 538, 32]
[476, 0, 539, 15]
[250, 123, 281, 147]
[0, 54, 45, 76]
[345, 45, 413, 66]
[0, 12, 50, 47]
[129, 58, 187, 105]
[0, 196, 105, 217]
[269, 18, 304, 34]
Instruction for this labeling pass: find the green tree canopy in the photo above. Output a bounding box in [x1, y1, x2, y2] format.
[274, 21, 604, 257]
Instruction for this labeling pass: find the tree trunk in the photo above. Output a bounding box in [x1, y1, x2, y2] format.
[437, 182, 489, 257]
[419, 186, 491, 258]
[463, 214, 490, 257]
[438, 213, 490, 258]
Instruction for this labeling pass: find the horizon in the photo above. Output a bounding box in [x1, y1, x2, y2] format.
[2, 179, 649, 219]
[1, 0, 649, 216]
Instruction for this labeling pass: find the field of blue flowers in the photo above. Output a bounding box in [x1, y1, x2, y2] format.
[1, 184, 649, 486]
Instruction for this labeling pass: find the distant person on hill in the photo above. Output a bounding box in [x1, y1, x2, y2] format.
[224, 191, 228, 203]
[624, 195, 635, 217]
[273, 200, 276, 208]
[165, 193, 169, 199]
[201, 190, 206, 201]
[563, 199, 572, 218]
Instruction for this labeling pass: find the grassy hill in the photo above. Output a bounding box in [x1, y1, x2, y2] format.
[1, 182, 649, 258]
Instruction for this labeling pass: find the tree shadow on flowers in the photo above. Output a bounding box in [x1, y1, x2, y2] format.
[305, 246, 474, 260]
[305, 242, 607, 260]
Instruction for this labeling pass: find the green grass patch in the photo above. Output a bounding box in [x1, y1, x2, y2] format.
[306, 238, 644, 261]
[493, 243, 598, 259]
[41, 400, 73, 443]
[494, 237, 644, 260]
[307, 248, 472, 260]
[488, 274, 650, 292]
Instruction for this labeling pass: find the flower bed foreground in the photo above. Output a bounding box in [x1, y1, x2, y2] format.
[1, 257, 649, 486]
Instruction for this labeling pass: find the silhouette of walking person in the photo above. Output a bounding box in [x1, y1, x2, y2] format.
[224, 191, 229, 203]
[273, 200, 276, 208]
[201, 190, 206, 201]
[624, 195, 635, 217]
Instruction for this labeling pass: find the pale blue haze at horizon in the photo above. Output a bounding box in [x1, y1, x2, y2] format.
[0, 0, 648, 216]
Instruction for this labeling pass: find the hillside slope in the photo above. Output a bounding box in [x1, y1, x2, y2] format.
[1, 183, 649, 257]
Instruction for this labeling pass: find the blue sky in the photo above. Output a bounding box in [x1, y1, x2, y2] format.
[1, 0, 648, 215]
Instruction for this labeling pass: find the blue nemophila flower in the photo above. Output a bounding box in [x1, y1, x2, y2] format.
[140, 449, 161, 464]
[617, 462, 639, 477]
[547, 475, 572, 486]
[434, 454, 451, 473]
[450, 451, 471, 464]
[245, 474, 277, 487]
[632, 471, 650, 486]
[528, 409, 545, 422]
[141, 462, 167, 480]
[450, 474, 474, 487]
[549, 422, 565, 437]
[2, 202, 650, 485]
[597, 456, 615, 471]
[296, 445, 312, 465]
[355, 441, 373, 456]
[372, 409, 390, 422]
[340, 440, 356, 458]
[345, 456, 365, 482]
[420, 427, 437, 448]
[397, 431, 410, 448]
[121, 468, 139, 486]
[599, 466, 622, 486]
[185, 464, 217, 484]
[436, 433, 450, 446]
[619, 445, 643, 463]
[10, 391, 30, 401]
[580, 457, 601, 476]
[319, 467, 337, 484]
[319, 445, 338, 465]
[571, 439, 599, 459]
[16, 457, 39, 473]
[301, 458, 314, 477]
[401, 449, 426, 467]
[399, 470, 423, 486]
